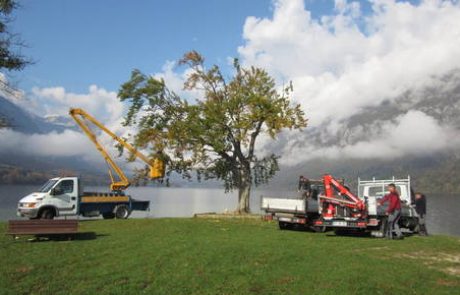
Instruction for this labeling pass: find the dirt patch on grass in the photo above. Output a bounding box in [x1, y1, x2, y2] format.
[397, 251, 460, 277]
[275, 276, 295, 285]
[437, 278, 459, 286]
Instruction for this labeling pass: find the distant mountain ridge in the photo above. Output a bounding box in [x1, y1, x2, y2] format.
[263, 70, 460, 194]
[0, 95, 70, 134]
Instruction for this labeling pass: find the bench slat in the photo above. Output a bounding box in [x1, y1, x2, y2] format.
[6, 219, 79, 236]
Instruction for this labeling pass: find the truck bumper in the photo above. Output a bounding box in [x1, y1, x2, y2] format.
[17, 208, 39, 218]
[277, 216, 308, 224]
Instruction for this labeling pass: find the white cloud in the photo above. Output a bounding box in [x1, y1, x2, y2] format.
[0, 129, 100, 162]
[31, 85, 123, 125]
[281, 110, 460, 164]
[239, 0, 460, 163]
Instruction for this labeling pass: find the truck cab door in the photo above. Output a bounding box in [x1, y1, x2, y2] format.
[50, 179, 78, 216]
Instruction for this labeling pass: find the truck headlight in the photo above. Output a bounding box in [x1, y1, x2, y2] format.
[26, 203, 37, 208]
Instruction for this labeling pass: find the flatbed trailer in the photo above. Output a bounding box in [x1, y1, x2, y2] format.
[261, 180, 325, 230]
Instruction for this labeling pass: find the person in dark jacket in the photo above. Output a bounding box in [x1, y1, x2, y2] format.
[414, 192, 428, 236]
[298, 176, 311, 198]
[378, 183, 403, 240]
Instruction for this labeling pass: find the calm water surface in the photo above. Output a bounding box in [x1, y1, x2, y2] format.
[0, 184, 458, 236]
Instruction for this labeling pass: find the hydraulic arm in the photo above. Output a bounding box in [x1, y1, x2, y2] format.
[69, 108, 165, 191]
[322, 174, 365, 211]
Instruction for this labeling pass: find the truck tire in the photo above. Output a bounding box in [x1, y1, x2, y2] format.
[40, 208, 55, 220]
[114, 205, 131, 219]
[278, 221, 292, 230]
[312, 226, 326, 233]
[102, 212, 115, 219]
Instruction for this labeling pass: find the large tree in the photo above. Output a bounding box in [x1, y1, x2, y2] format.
[118, 51, 307, 213]
[0, 0, 29, 71]
[0, 0, 30, 129]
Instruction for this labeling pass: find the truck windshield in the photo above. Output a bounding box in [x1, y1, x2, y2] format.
[38, 179, 58, 193]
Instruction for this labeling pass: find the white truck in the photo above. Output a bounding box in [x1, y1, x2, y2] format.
[262, 175, 419, 237]
[17, 177, 149, 220]
[316, 176, 419, 237]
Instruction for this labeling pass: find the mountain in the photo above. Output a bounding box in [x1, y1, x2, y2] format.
[0, 95, 71, 134]
[0, 95, 107, 184]
[263, 70, 460, 194]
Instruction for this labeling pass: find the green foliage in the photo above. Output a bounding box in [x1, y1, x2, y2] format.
[119, 51, 307, 211]
[0, 0, 29, 71]
[1, 219, 459, 294]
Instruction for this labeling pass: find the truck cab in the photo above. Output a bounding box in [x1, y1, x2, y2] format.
[17, 177, 79, 219]
[358, 177, 418, 232]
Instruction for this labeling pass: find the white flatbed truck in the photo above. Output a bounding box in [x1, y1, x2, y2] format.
[261, 180, 323, 230]
[17, 177, 149, 220]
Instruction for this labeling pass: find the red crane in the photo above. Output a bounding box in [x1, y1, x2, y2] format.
[320, 174, 366, 219]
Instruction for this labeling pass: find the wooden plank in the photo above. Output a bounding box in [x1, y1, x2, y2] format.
[6, 219, 79, 236]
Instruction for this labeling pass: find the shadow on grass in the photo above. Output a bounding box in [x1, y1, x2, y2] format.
[25, 232, 109, 242]
[325, 231, 415, 239]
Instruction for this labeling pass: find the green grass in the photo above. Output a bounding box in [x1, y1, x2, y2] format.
[1, 218, 459, 295]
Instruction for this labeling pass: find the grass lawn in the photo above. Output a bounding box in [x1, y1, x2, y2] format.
[1, 218, 459, 295]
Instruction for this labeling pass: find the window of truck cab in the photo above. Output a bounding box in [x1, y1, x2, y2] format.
[55, 180, 74, 194]
[39, 179, 58, 192]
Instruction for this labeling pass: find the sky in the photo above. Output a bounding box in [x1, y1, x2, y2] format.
[2, 0, 460, 166]
[10, 0, 413, 93]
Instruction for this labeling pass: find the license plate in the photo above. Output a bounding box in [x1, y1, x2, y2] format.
[332, 221, 347, 227]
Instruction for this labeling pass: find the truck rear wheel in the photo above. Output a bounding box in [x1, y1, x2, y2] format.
[40, 208, 55, 220]
[279, 221, 292, 230]
[114, 205, 131, 219]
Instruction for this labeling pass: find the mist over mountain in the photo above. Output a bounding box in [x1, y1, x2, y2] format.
[263, 70, 460, 193]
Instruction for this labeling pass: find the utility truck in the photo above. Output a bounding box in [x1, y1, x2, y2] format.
[17, 108, 165, 219]
[262, 174, 419, 237]
[17, 177, 149, 219]
[315, 174, 418, 237]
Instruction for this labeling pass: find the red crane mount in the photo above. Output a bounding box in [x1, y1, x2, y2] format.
[318, 174, 367, 225]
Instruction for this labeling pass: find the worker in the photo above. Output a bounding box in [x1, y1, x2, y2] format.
[414, 192, 428, 236]
[378, 183, 404, 240]
[298, 176, 311, 198]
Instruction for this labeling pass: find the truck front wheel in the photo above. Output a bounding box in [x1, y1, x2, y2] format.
[114, 205, 131, 219]
[40, 208, 55, 220]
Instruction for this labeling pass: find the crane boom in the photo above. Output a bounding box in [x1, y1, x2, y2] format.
[69, 108, 165, 191]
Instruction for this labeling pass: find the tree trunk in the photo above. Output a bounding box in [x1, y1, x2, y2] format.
[237, 168, 251, 214]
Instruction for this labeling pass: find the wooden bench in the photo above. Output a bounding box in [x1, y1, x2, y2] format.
[6, 220, 79, 239]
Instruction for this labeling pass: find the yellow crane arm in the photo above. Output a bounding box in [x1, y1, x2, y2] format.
[69, 108, 165, 191]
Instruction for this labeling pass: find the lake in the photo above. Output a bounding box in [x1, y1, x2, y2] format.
[0, 184, 459, 236]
